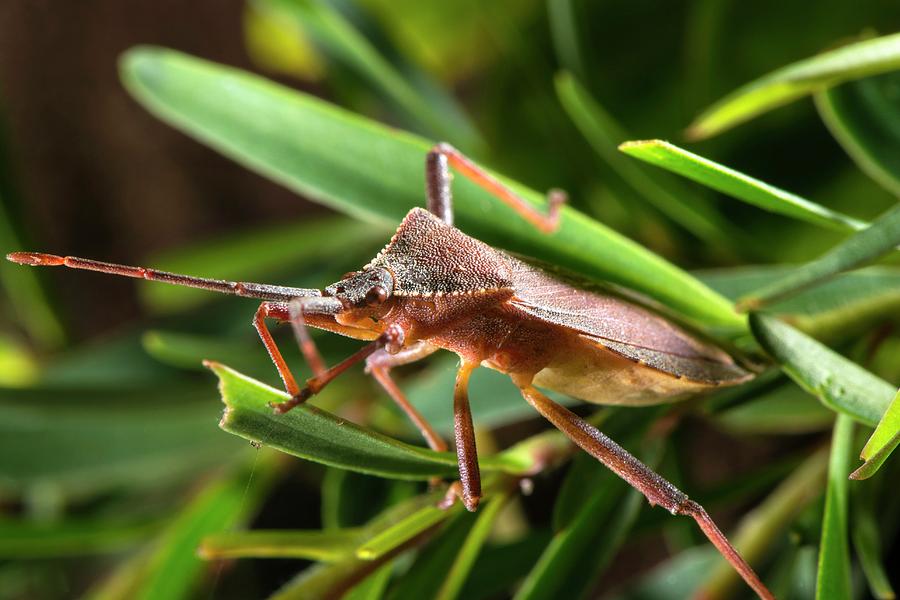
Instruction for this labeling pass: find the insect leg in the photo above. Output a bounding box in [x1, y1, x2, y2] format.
[441, 361, 481, 511]
[426, 143, 566, 233]
[518, 384, 774, 600]
[270, 323, 407, 414]
[253, 302, 300, 397]
[366, 343, 447, 452]
[288, 298, 328, 378]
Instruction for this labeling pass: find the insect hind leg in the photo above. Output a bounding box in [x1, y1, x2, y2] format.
[518, 384, 774, 600]
[425, 143, 566, 233]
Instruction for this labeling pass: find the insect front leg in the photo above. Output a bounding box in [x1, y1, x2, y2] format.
[366, 342, 447, 452]
[426, 143, 566, 233]
[517, 384, 774, 600]
[269, 322, 407, 414]
[438, 361, 481, 512]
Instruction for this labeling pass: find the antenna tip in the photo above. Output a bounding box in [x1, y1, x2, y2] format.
[6, 252, 65, 266]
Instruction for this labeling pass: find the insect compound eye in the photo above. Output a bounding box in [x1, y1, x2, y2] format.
[365, 285, 388, 306]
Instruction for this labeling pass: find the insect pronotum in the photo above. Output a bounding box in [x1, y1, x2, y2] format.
[8, 142, 773, 599]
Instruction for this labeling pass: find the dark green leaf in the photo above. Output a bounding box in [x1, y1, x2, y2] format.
[738, 202, 900, 310]
[119, 46, 744, 330]
[749, 313, 895, 426]
[687, 32, 900, 139]
[851, 479, 896, 599]
[0, 517, 159, 558]
[816, 70, 900, 197]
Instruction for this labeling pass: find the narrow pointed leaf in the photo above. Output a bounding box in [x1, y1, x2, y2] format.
[850, 389, 900, 479]
[199, 528, 363, 561]
[748, 313, 895, 426]
[851, 482, 896, 600]
[739, 202, 900, 310]
[688, 32, 900, 139]
[816, 415, 854, 600]
[619, 140, 867, 232]
[211, 362, 525, 479]
[815, 70, 900, 197]
[119, 46, 744, 330]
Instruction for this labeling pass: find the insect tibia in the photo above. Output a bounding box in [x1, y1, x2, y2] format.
[7, 252, 65, 266]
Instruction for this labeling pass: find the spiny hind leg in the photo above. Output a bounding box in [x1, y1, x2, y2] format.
[366, 342, 447, 452]
[517, 383, 773, 600]
[425, 143, 566, 232]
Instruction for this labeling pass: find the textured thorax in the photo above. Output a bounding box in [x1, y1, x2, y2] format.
[366, 208, 513, 297]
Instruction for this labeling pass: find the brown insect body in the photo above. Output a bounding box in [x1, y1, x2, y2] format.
[313, 206, 751, 406]
[6, 143, 773, 599]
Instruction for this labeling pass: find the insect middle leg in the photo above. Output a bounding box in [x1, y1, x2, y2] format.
[517, 384, 774, 600]
[366, 342, 447, 452]
[426, 142, 566, 232]
[438, 361, 481, 512]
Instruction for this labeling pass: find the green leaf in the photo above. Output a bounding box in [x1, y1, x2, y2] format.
[139, 217, 385, 314]
[255, 0, 482, 152]
[211, 362, 526, 479]
[355, 500, 460, 560]
[435, 490, 511, 600]
[738, 202, 900, 310]
[816, 70, 900, 197]
[850, 389, 900, 479]
[687, 32, 900, 139]
[199, 528, 362, 561]
[555, 73, 741, 247]
[619, 140, 867, 233]
[714, 382, 834, 435]
[119, 46, 744, 330]
[699, 265, 900, 341]
[816, 415, 854, 600]
[749, 313, 895, 426]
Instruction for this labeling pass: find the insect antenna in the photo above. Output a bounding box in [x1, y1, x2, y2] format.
[6, 252, 323, 302]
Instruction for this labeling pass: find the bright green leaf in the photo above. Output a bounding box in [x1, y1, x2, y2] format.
[816, 415, 854, 600]
[739, 202, 900, 310]
[850, 389, 900, 479]
[211, 362, 526, 479]
[688, 32, 900, 139]
[199, 528, 362, 561]
[748, 313, 895, 426]
[619, 140, 867, 233]
[119, 46, 744, 330]
[816, 70, 900, 197]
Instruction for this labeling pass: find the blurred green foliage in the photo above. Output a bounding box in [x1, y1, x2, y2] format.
[1, 1, 899, 599]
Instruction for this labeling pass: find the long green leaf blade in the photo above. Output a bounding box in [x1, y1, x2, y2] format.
[739, 202, 900, 310]
[210, 362, 524, 479]
[816, 414, 854, 600]
[199, 528, 363, 561]
[688, 32, 900, 139]
[748, 313, 895, 426]
[119, 46, 743, 330]
[619, 140, 867, 233]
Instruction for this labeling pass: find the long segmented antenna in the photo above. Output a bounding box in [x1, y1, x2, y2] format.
[6, 252, 322, 303]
